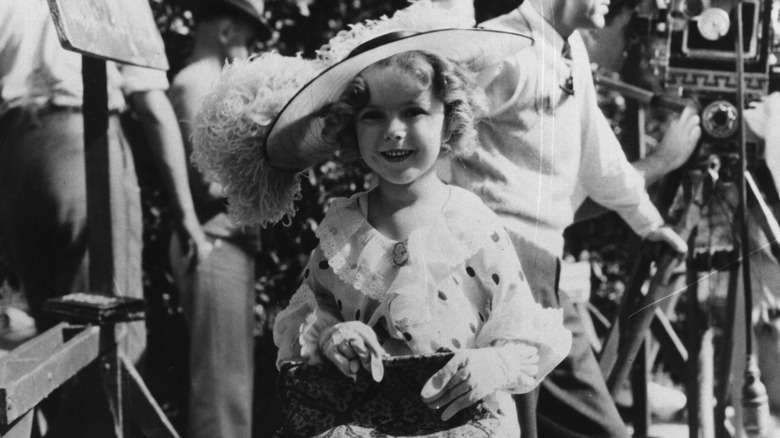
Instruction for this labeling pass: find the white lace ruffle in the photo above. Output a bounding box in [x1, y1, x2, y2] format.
[276, 283, 317, 326]
[478, 297, 570, 354]
[477, 295, 572, 385]
[315, 189, 498, 302]
[298, 307, 342, 365]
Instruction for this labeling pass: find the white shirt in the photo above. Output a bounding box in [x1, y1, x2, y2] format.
[0, 0, 169, 115]
[448, 1, 663, 260]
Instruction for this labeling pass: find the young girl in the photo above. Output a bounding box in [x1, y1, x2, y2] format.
[192, 9, 571, 437]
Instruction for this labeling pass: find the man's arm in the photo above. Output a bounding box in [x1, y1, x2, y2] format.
[574, 105, 700, 227]
[168, 78, 225, 202]
[632, 105, 701, 187]
[128, 89, 210, 262]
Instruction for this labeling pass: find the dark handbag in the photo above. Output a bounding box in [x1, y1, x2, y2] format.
[276, 352, 500, 437]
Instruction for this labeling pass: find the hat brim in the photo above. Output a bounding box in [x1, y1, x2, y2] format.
[226, 3, 272, 40]
[265, 28, 533, 170]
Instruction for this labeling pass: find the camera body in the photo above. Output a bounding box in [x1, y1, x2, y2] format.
[647, 0, 774, 172]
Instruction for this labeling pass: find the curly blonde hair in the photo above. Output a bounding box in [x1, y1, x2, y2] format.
[320, 50, 487, 162]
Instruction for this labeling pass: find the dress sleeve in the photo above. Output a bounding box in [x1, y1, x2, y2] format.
[473, 225, 572, 391]
[272, 247, 343, 368]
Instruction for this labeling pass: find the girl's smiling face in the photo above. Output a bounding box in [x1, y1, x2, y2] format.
[355, 64, 445, 187]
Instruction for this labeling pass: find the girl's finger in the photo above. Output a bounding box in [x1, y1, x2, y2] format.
[421, 360, 470, 403]
[425, 371, 472, 410]
[328, 351, 357, 380]
[347, 338, 371, 363]
[349, 357, 360, 374]
[440, 391, 478, 421]
[336, 340, 357, 359]
[421, 359, 460, 401]
[353, 324, 386, 357]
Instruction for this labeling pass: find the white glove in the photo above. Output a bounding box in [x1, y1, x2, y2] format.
[420, 343, 539, 421]
[318, 321, 388, 382]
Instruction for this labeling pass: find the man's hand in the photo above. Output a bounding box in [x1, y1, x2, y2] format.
[319, 321, 387, 382]
[645, 225, 688, 254]
[656, 105, 701, 169]
[175, 217, 212, 271]
[421, 345, 539, 421]
[130, 90, 211, 269]
[744, 92, 780, 139]
[635, 104, 701, 185]
[744, 92, 780, 196]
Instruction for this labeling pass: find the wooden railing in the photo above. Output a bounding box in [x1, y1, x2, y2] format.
[0, 2, 183, 436]
[0, 296, 179, 438]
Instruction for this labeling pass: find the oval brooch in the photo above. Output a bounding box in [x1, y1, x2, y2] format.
[392, 240, 409, 267]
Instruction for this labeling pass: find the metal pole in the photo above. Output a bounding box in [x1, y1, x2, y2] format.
[735, 3, 770, 436]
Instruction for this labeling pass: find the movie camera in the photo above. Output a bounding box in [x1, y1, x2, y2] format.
[630, 0, 776, 170]
[596, 6, 780, 437]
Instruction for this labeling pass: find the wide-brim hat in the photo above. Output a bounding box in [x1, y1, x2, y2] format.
[265, 28, 533, 170]
[194, 0, 272, 40]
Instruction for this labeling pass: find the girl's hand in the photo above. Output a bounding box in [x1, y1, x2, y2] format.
[421, 345, 539, 421]
[319, 321, 388, 382]
[645, 225, 688, 254]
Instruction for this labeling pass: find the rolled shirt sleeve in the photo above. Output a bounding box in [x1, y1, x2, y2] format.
[571, 32, 664, 237]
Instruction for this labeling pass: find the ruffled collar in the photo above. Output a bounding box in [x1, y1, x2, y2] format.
[315, 186, 500, 301]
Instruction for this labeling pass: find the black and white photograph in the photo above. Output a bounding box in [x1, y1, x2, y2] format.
[1, 0, 780, 436]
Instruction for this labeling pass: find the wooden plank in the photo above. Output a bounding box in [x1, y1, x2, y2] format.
[0, 323, 70, 365]
[101, 347, 126, 438]
[0, 326, 101, 425]
[630, 335, 650, 438]
[597, 255, 652, 379]
[0, 410, 33, 438]
[650, 308, 688, 364]
[81, 57, 115, 295]
[46, 0, 168, 70]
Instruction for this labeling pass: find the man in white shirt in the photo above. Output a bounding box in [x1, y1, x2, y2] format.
[0, 1, 208, 435]
[445, 0, 696, 436]
[167, 1, 269, 437]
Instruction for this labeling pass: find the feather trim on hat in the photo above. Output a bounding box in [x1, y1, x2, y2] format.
[191, 52, 321, 227]
[315, 0, 476, 66]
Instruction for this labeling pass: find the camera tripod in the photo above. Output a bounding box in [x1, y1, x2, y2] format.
[596, 150, 780, 437]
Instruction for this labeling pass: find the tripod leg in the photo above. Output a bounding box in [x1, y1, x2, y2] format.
[716, 266, 740, 438]
[701, 328, 716, 438]
[686, 257, 701, 438]
[598, 255, 652, 380]
[604, 251, 686, 397]
[601, 171, 705, 396]
[630, 334, 650, 437]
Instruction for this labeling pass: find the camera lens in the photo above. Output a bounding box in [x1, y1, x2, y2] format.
[685, 0, 705, 17]
[702, 100, 738, 139]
